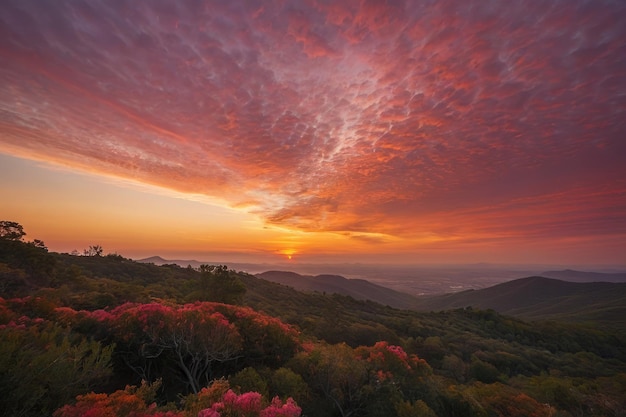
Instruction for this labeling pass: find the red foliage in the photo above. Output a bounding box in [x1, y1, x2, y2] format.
[53, 388, 185, 417]
[260, 397, 302, 417]
[197, 389, 301, 417]
[358, 341, 431, 378]
[0, 297, 14, 324]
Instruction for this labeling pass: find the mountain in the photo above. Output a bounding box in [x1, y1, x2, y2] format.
[412, 276, 626, 330]
[540, 269, 626, 282]
[137, 256, 291, 275]
[255, 270, 421, 310]
[138, 255, 171, 265]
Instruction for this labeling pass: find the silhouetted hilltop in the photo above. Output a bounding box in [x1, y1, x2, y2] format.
[138, 255, 170, 264]
[540, 269, 626, 282]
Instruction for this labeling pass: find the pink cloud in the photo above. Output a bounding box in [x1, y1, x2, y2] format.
[1, 0, 625, 259]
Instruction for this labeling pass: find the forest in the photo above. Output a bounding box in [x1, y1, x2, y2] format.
[1, 221, 625, 417]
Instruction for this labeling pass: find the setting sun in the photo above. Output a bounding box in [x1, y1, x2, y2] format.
[278, 249, 297, 261]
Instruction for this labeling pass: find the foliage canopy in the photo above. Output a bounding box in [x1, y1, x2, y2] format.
[0, 226, 625, 416]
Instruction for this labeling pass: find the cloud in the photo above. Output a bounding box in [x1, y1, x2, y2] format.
[1, 0, 625, 251]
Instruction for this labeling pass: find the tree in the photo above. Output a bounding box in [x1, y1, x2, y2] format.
[30, 239, 47, 251]
[0, 221, 25, 241]
[83, 245, 103, 256]
[106, 302, 243, 394]
[230, 367, 269, 398]
[269, 368, 309, 403]
[290, 343, 369, 417]
[192, 265, 246, 304]
[395, 400, 438, 417]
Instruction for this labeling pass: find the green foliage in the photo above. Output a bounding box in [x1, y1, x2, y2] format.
[470, 357, 501, 383]
[0, 323, 113, 417]
[189, 264, 247, 304]
[0, 262, 28, 296]
[229, 367, 269, 398]
[463, 383, 554, 417]
[0, 237, 56, 293]
[395, 399, 438, 417]
[290, 342, 369, 417]
[269, 368, 310, 404]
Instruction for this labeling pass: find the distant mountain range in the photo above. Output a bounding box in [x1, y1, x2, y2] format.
[138, 257, 626, 329]
[540, 269, 626, 282]
[255, 271, 626, 328]
[412, 276, 626, 328]
[137, 256, 283, 274]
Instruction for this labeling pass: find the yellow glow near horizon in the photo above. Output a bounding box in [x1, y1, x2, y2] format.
[0, 154, 401, 263]
[278, 248, 298, 261]
[3, 153, 625, 266]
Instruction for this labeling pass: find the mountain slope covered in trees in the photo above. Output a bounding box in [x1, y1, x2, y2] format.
[255, 270, 421, 309]
[411, 276, 626, 331]
[1, 224, 625, 417]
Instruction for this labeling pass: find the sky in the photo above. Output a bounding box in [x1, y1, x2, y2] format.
[1, 0, 625, 266]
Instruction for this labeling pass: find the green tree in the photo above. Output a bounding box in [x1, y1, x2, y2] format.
[191, 265, 246, 304]
[270, 367, 310, 403]
[469, 357, 501, 384]
[229, 367, 269, 397]
[290, 343, 369, 417]
[395, 399, 438, 417]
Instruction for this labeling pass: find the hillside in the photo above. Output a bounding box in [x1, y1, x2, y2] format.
[541, 269, 626, 282]
[413, 276, 626, 330]
[254, 271, 626, 331]
[255, 270, 421, 309]
[2, 236, 626, 416]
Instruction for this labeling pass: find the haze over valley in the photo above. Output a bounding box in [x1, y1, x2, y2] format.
[139, 255, 626, 295]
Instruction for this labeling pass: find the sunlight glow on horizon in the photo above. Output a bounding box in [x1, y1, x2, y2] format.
[1, 0, 625, 267]
[1, 152, 625, 267]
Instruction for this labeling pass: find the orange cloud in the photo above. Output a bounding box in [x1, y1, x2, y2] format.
[1, 0, 625, 264]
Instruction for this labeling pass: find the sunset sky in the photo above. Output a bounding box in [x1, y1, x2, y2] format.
[1, 0, 625, 266]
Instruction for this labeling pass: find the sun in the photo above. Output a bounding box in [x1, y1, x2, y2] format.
[278, 249, 297, 261]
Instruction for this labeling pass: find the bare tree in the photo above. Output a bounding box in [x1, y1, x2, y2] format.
[83, 245, 103, 256]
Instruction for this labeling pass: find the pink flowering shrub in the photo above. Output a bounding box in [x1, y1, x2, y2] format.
[260, 397, 302, 417]
[355, 341, 432, 386]
[198, 390, 301, 417]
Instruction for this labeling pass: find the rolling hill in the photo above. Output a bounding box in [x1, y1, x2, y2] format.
[540, 269, 626, 282]
[138, 256, 626, 330]
[411, 276, 626, 330]
[255, 270, 421, 310]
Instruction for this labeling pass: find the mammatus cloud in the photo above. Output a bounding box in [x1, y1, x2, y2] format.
[1, 0, 625, 249]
